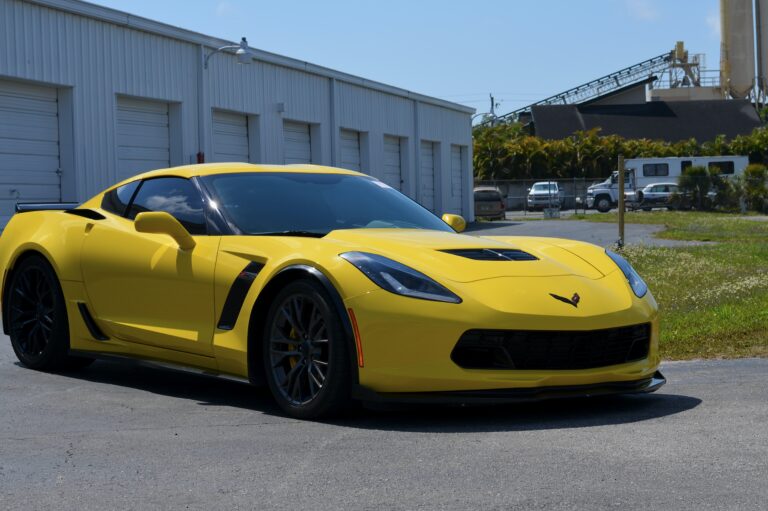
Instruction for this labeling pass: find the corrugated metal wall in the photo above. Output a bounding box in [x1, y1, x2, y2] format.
[0, 0, 474, 219]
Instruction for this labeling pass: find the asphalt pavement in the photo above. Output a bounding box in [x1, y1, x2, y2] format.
[467, 219, 704, 248]
[0, 334, 766, 510]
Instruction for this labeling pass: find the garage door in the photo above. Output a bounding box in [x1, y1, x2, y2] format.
[383, 136, 402, 190]
[419, 141, 435, 212]
[339, 129, 361, 171]
[0, 80, 61, 227]
[448, 145, 464, 214]
[116, 97, 170, 180]
[212, 110, 249, 162]
[284, 121, 312, 164]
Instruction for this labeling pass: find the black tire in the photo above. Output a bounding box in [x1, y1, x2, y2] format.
[262, 279, 352, 419]
[595, 196, 612, 213]
[6, 255, 93, 371]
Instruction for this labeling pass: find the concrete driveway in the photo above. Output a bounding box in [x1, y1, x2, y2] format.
[0, 334, 766, 510]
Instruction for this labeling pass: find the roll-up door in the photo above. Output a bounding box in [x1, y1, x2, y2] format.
[283, 121, 312, 164]
[0, 80, 61, 227]
[419, 141, 436, 211]
[339, 129, 361, 171]
[116, 97, 170, 180]
[383, 136, 402, 190]
[448, 145, 464, 215]
[212, 110, 249, 162]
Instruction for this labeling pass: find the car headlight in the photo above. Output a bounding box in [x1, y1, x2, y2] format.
[605, 250, 648, 298]
[340, 252, 461, 304]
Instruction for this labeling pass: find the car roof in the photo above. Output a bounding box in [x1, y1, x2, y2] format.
[643, 182, 678, 188]
[473, 187, 501, 192]
[531, 181, 558, 185]
[113, 163, 365, 187]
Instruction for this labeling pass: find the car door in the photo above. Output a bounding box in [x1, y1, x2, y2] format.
[81, 177, 219, 356]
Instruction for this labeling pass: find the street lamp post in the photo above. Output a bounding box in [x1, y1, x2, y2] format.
[197, 37, 254, 163]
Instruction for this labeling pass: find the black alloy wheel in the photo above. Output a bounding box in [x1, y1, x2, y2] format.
[263, 279, 351, 419]
[7, 255, 92, 370]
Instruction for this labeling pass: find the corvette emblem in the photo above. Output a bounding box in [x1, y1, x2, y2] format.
[550, 292, 580, 308]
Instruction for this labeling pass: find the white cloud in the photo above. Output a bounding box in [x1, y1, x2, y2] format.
[706, 9, 721, 39]
[216, 1, 236, 17]
[626, 0, 659, 21]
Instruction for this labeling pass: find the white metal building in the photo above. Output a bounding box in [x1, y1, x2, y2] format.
[0, 0, 475, 226]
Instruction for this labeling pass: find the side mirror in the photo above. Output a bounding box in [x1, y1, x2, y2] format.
[442, 213, 466, 233]
[134, 211, 196, 250]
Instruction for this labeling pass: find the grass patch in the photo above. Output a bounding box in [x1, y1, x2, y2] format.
[597, 211, 768, 359]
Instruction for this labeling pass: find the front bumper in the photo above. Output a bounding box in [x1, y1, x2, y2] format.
[353, 371, 666, 404]
[346, 273, 661, 394]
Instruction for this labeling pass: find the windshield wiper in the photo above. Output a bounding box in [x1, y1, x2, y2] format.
[254, 230, 327, 238]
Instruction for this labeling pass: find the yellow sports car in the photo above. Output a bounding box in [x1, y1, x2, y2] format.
[0, 163, 664, 418]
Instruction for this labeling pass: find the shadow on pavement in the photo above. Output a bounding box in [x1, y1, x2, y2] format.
[45, 359, 702, 433]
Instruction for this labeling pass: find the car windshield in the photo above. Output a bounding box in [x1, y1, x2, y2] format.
[201, 172, 453, 236]
[474, 190, 501, 202]
[532, 183, 557, 192]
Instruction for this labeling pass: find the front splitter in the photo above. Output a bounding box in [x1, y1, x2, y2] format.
[353, 371, 666, 405]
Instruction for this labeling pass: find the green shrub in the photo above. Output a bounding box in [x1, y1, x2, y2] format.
[678, 166, 711, 210]
[743, 164, 768, 212]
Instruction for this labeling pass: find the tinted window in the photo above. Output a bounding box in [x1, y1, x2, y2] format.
[474, 190, 502, 202]
[127, 177, 206, 235]
[681, 160, 693, 171]
[201, 173, 452, 235]
[708, 161, 735, 175]
[643, 163, 669, 177]
[101, 181, 140, 216]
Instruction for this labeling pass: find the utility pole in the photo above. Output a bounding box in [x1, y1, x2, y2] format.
[489, 93, 496, 126]
[617, 154, 625, 248]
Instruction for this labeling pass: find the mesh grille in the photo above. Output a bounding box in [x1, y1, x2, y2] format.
[451, 323, 651, 370]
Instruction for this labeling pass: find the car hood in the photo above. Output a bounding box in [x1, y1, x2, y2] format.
[325, 229, 606, 283]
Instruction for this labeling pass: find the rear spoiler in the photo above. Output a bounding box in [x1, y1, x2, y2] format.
[14, 202, 105, 220]
[15, 202, 79, 213]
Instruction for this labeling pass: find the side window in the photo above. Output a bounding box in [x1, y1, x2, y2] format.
[681, 160, 692, 172]
[708, 161, 735, 175]
[643, 163, 669, 177]
[101, 181, 140, 216]
[127, 177, 206, 235]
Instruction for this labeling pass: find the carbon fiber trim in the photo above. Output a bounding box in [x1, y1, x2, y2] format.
[217, 262, 264, 330]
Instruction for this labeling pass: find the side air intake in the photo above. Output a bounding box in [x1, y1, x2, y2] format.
[440, 249, 538, 261]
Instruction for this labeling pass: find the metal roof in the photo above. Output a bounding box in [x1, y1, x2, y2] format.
[531, 100, 762, 142]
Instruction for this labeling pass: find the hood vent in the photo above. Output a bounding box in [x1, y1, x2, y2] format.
[440, 248, 538, 261]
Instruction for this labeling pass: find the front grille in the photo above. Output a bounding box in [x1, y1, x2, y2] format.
[451, 323, 651, 370]
[441, 248, 538, 261]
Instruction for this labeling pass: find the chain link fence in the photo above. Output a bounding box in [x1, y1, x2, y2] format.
[474, 177, 768, 215]
[474, 178, 597, 215]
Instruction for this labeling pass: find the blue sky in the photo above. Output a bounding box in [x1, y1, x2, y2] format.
[93, 0, 721, 115]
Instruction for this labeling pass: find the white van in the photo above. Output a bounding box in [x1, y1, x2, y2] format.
[585, 156, 748, 212]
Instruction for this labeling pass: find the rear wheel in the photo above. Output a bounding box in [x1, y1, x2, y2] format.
[262, 279, 351, 419]
[6, 255, 92, 371]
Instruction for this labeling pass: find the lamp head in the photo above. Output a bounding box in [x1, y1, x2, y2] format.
[236, 37, 254, 64]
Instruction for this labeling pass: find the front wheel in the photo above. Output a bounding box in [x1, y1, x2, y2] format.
[6, 255, 92, 371]
[262, 279, 352, 419]
[595, 196, 612, 213]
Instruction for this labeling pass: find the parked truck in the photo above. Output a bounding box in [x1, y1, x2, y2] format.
[584, 156, 748, 212]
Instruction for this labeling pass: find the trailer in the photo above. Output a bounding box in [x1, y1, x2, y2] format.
[585, 156, 748, 212]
